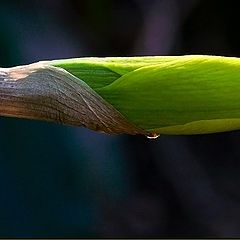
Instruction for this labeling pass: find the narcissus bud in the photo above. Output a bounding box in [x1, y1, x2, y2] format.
[2, 55, 240, 136]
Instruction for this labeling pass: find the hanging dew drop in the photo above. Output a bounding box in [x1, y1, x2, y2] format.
[146, 132, 160, 139]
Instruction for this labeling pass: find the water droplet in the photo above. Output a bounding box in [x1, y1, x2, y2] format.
[146, 133, 160, 139]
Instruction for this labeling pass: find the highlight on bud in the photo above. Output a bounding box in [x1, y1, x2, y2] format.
[1, 55, 240, 136]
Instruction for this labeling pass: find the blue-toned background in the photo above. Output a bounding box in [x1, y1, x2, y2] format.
[1, 0, 240, 237]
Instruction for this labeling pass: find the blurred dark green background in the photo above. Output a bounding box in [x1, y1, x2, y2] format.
[1, 0, 240, 237]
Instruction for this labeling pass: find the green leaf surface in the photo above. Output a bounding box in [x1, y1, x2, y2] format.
[50, 55, 240, 134]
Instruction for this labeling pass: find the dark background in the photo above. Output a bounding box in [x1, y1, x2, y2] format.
[1, 0, 240, 237]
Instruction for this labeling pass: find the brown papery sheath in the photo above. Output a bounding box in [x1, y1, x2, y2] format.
[0, 63, 147, 135]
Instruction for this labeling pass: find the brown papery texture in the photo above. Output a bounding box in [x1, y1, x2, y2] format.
[0, 64, 146, 135]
